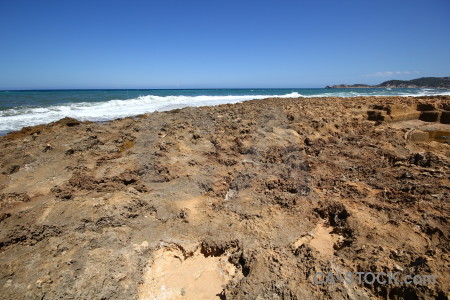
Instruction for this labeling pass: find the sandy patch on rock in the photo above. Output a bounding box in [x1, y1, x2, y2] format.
[139, 245, 242, 299]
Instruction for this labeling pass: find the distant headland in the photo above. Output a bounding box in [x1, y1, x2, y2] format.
[325, 76, 450, 89]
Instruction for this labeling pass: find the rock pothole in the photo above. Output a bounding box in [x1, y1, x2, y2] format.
[138, 243, 243, 300]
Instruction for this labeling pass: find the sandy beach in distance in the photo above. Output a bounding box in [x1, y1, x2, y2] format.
[0, 96, 449, 299]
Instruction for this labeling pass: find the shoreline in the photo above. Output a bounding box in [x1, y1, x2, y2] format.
[0, 96, 449, 299]
[2, 94, 450, 137]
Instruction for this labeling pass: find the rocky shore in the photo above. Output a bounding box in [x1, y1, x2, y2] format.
[0, 96, 449, 299]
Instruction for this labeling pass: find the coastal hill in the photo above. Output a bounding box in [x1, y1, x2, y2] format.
[326, 76, 450, 89]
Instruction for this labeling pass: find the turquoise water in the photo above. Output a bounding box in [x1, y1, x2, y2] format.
[1, 88, 449, 134]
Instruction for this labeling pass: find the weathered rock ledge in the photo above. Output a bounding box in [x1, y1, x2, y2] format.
[0, 96, 449, 299]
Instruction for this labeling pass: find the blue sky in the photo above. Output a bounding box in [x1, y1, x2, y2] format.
[0, 0, 449, 89]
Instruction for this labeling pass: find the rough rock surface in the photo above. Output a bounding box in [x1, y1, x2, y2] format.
[0, 96, 449, 299]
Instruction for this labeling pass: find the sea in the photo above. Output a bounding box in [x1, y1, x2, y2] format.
[1, 88, 450, 135]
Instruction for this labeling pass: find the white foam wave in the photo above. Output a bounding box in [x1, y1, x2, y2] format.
[1, 89, 449, 134]
[0, 92, 302, 133]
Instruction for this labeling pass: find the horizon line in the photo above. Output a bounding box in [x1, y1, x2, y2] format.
[1, 87, 327, 91]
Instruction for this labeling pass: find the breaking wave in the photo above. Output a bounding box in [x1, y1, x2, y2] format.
[0, 92, 302, 133]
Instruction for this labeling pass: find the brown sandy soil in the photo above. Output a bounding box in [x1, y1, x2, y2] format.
[0, 96, 449, 299]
